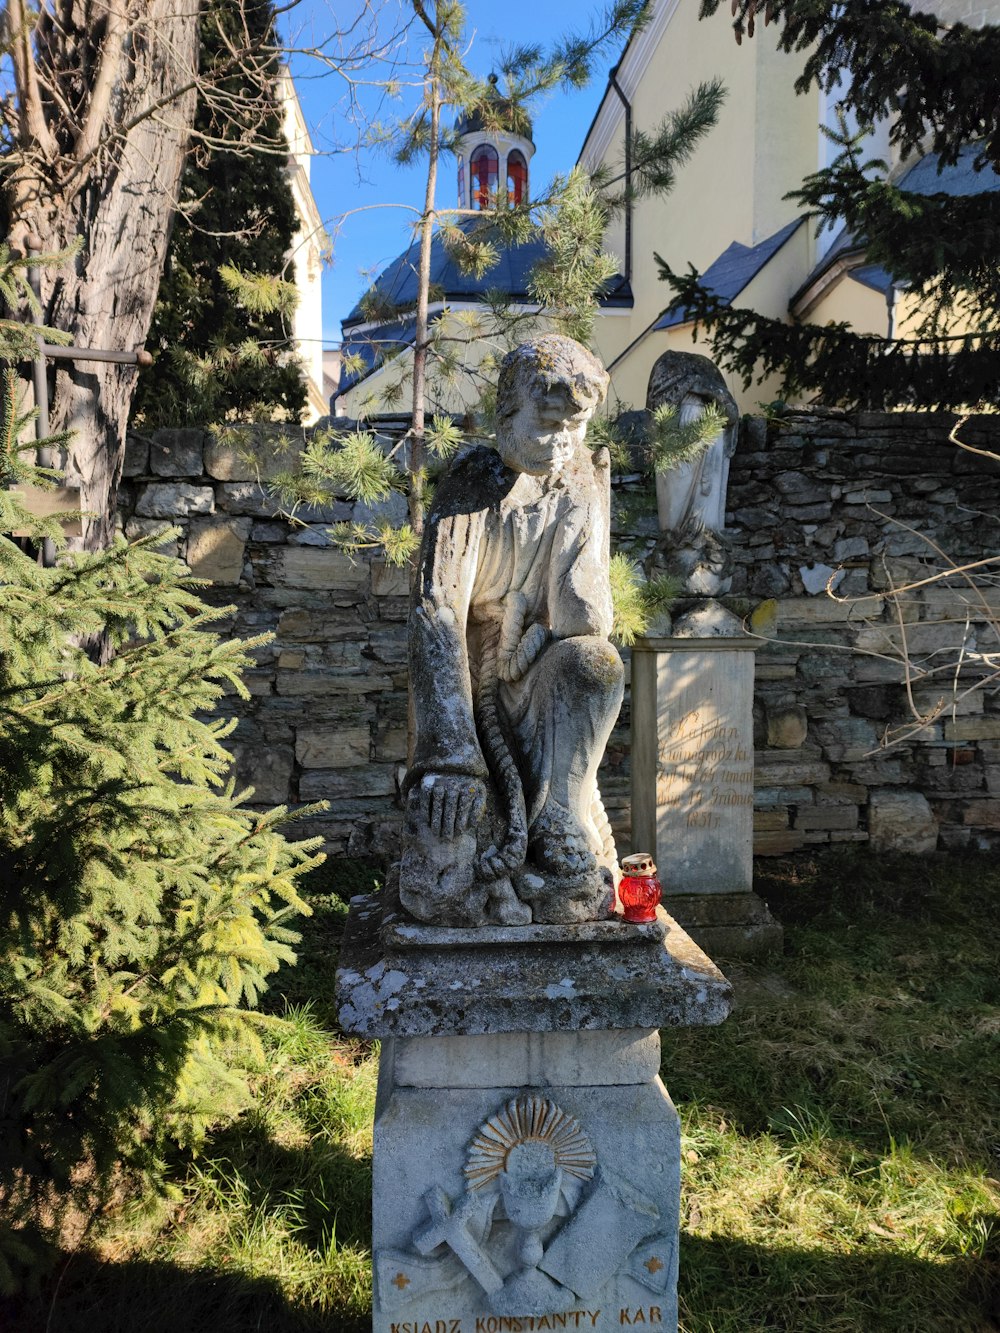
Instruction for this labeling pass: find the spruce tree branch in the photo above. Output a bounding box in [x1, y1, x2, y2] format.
[700, 0, 1000, 168]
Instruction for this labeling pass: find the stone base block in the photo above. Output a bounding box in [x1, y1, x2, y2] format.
[662, 891, 783, 959]
[336, 893, 732, 1038]
[372, 1032, 680, 1333]
[338, 892, 732, 1333]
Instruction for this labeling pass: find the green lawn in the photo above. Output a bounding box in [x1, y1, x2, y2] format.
[5, 852, 999, 1332]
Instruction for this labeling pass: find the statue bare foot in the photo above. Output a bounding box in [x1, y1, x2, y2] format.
[528, 805, 597, 878]
[486, 876, 532, 926]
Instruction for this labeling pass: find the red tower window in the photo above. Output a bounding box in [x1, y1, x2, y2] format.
[507, 149, 528, 206]
[470, 143, 498, 209]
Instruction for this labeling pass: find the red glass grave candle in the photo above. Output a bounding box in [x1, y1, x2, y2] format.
[618, 853, 662, 923]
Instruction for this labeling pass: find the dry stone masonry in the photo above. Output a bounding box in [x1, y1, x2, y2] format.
[119, 407, 1000, 863]
[119, 422, 410, 858]
[726, 409, 1000, 857]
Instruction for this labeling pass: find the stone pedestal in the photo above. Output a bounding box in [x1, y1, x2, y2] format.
[630, 634, 782, 959]
[336, 894, 731, 1333]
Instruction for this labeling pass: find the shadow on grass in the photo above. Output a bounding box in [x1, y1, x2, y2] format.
[10, 851, 997, 1330]
[193, 1113, 373, 1257]
[260, 858, 381, 1031]
[7, 1225, 996, 1333]
[1, 1251, 369, 1333]
[2, 1119, 375, 1333]
[678, 1230, 1000, 1333]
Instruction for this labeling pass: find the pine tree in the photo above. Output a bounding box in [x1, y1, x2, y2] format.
[0, 253, 323, 1287]
[656, 0, 1000, 410]
[131, 0, 306, 428]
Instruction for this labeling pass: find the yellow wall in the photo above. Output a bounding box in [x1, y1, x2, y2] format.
[805, 275, 889, 338]
[927, 0, 994, 26]
[585, 0, 820, 417]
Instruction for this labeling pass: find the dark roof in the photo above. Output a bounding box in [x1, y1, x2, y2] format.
[849, 263, 893, 296]
[598, 274, 634, 308]
[794, 141, 1000, 302]
[455, 108, 534, 147]
[337, 261, 633, 399]
[343, 218, 553, 327]
[337, 318, 427, 397]
[654, 218, 803, 330]
[338, 233, 632, 398]
[343, 216, 633, 330]
[454, 76, 534, 145]
[898, 140, 1000, 197]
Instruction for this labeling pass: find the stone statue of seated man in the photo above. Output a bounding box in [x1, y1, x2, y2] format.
[399, 334, 624, 928]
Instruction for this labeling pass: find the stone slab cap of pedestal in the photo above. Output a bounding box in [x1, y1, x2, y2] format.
[335, 891, 732, 1039]
[641, 598, 753, 648]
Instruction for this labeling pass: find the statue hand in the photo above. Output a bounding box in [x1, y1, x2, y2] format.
[418, 773, 487, 841]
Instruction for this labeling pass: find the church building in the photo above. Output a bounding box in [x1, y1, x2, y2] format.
[333, 88, 630, 419]
[578, 0, 999, 413]
[335, 0, 998, 420]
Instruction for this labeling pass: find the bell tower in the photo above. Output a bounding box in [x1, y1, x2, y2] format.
[455, 75, 535, 211]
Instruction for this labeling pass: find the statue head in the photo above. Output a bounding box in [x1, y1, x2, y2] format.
[495, 334, 609, 476]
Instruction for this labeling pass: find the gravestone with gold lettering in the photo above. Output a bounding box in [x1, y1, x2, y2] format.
[336, 337, 731, 1333]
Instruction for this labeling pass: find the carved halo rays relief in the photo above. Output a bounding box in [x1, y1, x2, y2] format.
[465, 1096, 597, 1190]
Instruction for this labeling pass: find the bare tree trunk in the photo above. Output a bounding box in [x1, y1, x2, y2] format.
[408, 40, 441, 543]
[7, 1, 201, 550]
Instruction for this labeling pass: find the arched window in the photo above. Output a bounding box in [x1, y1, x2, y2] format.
[457, 154, 466, 208]
[507, 149, 528, 206]
[470, 144, 498, 209]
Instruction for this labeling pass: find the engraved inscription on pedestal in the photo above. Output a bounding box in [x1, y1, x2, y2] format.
[655, 706, 753, 836]
[375, 1094, 675, 1322]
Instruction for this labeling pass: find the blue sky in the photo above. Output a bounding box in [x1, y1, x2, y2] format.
[282, 2, 623, 348]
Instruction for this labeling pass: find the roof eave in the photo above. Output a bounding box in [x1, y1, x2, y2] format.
[789, 245, 869, 319]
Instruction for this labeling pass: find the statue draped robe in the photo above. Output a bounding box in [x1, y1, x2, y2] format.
[402, 441, 624, 925]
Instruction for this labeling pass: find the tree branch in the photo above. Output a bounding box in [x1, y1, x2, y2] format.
[410, 0, 439, 40]
[73, 1, 128, 168]
[8, 0, 59, 162]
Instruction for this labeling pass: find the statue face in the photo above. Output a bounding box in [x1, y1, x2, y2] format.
[496, 385, 594, 477]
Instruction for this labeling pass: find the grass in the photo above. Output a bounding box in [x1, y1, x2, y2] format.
[4, 851, 999, 1332]
[671, 852, 1000, 1332]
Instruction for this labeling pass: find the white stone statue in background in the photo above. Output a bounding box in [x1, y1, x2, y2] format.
[647, 351, 739, 597]
[399, 335, 623, 928]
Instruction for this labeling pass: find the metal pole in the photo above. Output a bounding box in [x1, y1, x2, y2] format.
[24, 234, 50, 448]
[40, 343, 153, 367]
[609, 70, 633, 285]
[25, 233, 55, 566]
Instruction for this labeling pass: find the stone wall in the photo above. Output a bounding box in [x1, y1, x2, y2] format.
[119, 425, 411, 859]
[725, 409, 1000, 856]
[120, 410, 1000, 861]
